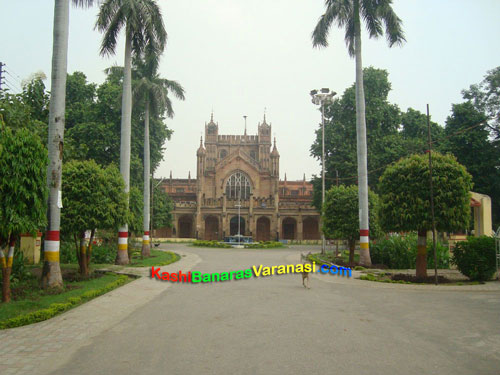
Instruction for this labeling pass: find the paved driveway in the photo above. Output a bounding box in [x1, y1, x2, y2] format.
[4, 244, 500, 375]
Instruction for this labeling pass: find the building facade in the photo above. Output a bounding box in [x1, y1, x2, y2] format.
[157, 115, 321, 241]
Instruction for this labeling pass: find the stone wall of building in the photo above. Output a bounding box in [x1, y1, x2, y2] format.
[156, 115, 321, 241]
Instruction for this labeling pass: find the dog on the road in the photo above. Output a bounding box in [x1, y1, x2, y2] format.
[300, 252, 312, 289]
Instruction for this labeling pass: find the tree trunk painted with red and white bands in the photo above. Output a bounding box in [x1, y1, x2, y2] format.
[116, 230, 129, 265]
[142, 231, 150, 258]
[0, 237, 15, 302]
[416, 230, 428, 279]
[142, 102, 151, 258]
[43, 231, 63, 288]
[116, 31, 133, 265]
[354, 0, 371, 266]
[43, 0, 69, 288]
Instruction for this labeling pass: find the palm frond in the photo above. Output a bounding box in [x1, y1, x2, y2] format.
[377, 1, 406, 47]
[344, 16, 355, 57]
[72, 0, 100, 8]
[312, 0, 352, 48]
[161, 79, 185, 101]
[95, 0, 125, 56]
[360, 0, 383, 39]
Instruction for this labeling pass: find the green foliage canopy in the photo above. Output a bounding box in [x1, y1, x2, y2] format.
[0, 126, 48, 240]
[309, 67, 440, 207]
[322, 185, 381, 242]
[61, 160, 128, 235]
[152, 183, 173, 230]
[378, 152, 473, 233]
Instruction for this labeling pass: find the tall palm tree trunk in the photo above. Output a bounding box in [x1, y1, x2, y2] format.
[354, 1, 371, 266]
[42, 0, 69, 288]
[116, 31, 132, 265]
[142, 101, 151, 257]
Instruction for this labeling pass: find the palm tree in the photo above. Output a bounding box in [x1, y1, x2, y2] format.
[96, 0, 167, 264]
[134, 51, 185, 257]
[43, 0, 99, 289]
[312, 0, 405, 266]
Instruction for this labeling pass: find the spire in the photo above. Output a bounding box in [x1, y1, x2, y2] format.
[303, 173, 306, 183]
[169, 170, 172, 180]
[284, 173, 287, 184]
[188, 171, 191, 181]
[271, 137, 279, 157]
[197, 136, 206, 156]
[211, 111, 213, 122]
[243, 115, 247, 136]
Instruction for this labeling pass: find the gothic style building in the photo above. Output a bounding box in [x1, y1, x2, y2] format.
[157, 115, 321, 241]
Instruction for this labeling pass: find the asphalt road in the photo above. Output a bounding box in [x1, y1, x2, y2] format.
[49, 244, 500, 375]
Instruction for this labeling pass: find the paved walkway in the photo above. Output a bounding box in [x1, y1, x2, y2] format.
[0, 249, 200, 375]
[1, 244, 499, 375]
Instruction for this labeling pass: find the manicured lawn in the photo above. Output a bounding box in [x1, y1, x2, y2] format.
[0, 272, 131, 327]
[127, 249, 180, 267]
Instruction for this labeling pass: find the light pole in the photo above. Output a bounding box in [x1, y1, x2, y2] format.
[150, 173, 166, 245]
[311, 88, 336, 255]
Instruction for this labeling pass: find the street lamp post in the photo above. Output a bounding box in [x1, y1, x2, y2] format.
[150, 173, 166, 245]
[310, 88, 336, 255]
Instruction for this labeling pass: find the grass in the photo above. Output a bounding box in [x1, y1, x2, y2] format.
[0, 249, 180, 328]
[127, 250, 180, 267]
[0, 272, 131, 325]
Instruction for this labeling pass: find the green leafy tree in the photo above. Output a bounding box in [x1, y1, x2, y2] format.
[322, 185, 381, 266]
[312, 0, 405, 266]
[0, 90, 47, 140]
[443, 102, 500, 228]
[310, 68, 416, 205]
[0, 125, 48, 302]
[96, 0, 167, 264]
[61, 160, 127, 276]
[65, 71, 97, 130]
[401, 108, 444, 147]
[462, 66, 500, 140]
[152, 184, 173, 231]
[127, 187, 143, 236]
[21, 74, 50, 125]
[378, 152, 473, 278]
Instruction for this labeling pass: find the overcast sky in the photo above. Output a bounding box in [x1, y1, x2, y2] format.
[2, 0, 499, 180]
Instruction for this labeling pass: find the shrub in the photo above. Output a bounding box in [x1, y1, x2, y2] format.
[91, 244, 117, 264]
[370, 234, 416, 269]
[60, 241, 78, 264]
[192, 240, 232, 248]
[244, 241, 284, 249]
[370, 233, 450, 269]
[451, 236, 496, 281]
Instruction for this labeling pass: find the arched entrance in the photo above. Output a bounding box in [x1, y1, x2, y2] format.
[178, 215, 193, 238]
[230, 216, 246, 236]
[282, 217, 297, 240]
[256, 216, 271, 242]
[303, 217, 320, 240]
[205, 216, 219, 240]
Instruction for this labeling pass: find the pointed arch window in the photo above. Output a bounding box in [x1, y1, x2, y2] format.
[225, 172, 251, 200]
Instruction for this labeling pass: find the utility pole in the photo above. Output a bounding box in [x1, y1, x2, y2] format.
[0, 62, 5, 91]
[427, 104, 438, 285]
